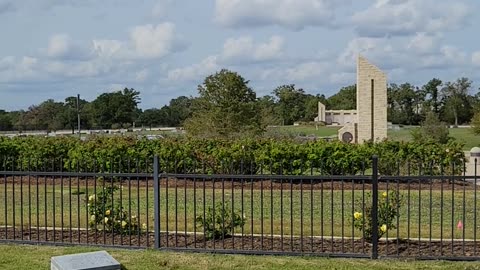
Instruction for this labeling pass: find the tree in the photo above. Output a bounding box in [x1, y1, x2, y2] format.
[422, 78, 442, 114]
[138, 108, 170, 129]
[326, 85, 356, 110]
[272, 84, 307, 125]
[89, 88, 141, 129]
[411, 111, 450, 144]
[61, 96, 90, 134]
[257, 95, 281, 126]
[441, 78, 472, 126]
[471, 111, 480, 135]
[184, 69, 264, 137]
[0, 110, 13, 131]
[167, 96, 194, 126]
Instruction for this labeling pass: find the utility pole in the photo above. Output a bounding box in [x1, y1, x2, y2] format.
[77, 94, 81, 139]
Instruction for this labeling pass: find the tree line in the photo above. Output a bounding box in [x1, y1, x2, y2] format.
[0, 69, 478, 133]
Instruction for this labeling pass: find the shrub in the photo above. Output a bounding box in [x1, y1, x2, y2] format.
[471, 111, 480, 136]
[354, 190, 403, 242]
[195, 202, 246, 240]
[411, 111, 450, 144]
[87, 185, 145, 234]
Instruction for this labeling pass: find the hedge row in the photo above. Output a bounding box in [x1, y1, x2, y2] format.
[0, 136, 466, 175]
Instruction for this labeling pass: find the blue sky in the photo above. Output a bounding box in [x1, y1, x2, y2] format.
[1, 0, 480, 111]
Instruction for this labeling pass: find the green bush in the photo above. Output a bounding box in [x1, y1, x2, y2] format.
[354, 190, 403, 242]
[87, 185, 145, 234]
[195, 202, 246, 240]
[0, 136, 467, 176]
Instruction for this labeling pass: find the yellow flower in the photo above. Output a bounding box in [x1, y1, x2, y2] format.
[382, 192, 388, 198]
[380, 224, 387, 232]
[121, 221, 127, 228]
[354, 212, 362, 220]
[90, 215, 96, 221]
[104, 217, 109, 224]
[105, 209, 111, 215]
[88, 195, 96, 202]
[142, 223, 147, 230]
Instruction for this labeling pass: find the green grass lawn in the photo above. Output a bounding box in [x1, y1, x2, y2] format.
[266, 125, 340, 137]
[1, 183, 477, 240]
[265, 125, 480, 150]
[0, 244, 479, 270]
[390, 127, 479, 150]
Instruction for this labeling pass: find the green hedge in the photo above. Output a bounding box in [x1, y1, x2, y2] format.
[0, 136, 466, 175]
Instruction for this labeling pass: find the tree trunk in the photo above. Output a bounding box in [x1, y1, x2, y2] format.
[454, 109, 458, 128]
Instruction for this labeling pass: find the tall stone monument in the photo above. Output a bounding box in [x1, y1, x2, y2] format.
[356, 55, 387, 143]
[336, 56, 387, 143]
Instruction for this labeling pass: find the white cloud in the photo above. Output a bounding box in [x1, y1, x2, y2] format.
[167, 56, 219, 82]
[337, 36, 469, 72]
[45, 33, 93, 60]
[91, 23, 186, 60]
[221, 36, 285, 63]
[285, 61, 327, 81]
[151, 0, 172, 18]
[406, 32, 440, 54]
[135, 69, 149, 82]
[130, 23, 178, 58]
[0, 56, 39, 82]
[473, 52, 480, 67]
[92, 39, 124, 58]
[214, 0, 348, 30]
[352, 0, 470, 37]
[46, 34, 70, 58]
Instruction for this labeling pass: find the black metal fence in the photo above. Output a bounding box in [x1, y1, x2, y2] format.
[1, 156, 479, 260]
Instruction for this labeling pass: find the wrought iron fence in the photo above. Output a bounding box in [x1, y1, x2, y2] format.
[0, 156, 479, 260]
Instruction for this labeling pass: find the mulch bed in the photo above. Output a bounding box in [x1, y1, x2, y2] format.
[0, 177, 474, 191]
[1, 227, 479, 258]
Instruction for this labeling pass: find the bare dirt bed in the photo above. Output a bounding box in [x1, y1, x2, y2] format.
[0, 176, 475, 191]
[1, 228, 479, 258]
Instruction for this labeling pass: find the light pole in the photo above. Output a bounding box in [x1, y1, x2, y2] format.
[77, 94, 81, 139]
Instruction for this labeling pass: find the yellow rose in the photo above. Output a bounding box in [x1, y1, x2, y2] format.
[90, 215, 96, 221]
[121, 221, 127, 228]
[104, 217, 109, 224]
[354, 212, 362, 220]
[142, 223, 147, 230]
[105, 209, 111, 215]
[382, 192, 387, 198]
[88, 195, 96, 202]
[380, 224, 387, 232]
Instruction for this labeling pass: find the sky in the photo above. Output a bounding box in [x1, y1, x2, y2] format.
[1, 0, 480, 111]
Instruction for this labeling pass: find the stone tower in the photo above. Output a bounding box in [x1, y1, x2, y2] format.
[355, 55, 387, 143]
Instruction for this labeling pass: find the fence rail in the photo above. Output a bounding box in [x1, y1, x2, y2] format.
[0, 155, 479, 260]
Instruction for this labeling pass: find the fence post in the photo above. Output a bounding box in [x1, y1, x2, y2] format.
[371, 155, 379, 259]
[153, 155, 160, 249]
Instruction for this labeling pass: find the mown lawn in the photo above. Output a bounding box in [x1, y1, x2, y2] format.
[388, 127, 479, 150]
[1, 182, 478, 240]
[265, 125, 340, 137]
[0, 244, 479, 270]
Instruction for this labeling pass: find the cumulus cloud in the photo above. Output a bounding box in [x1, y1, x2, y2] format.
[45, 34, 93, 60]
[352, 0, 471, 37]
[135, 69, 149, 82]
[473, 52, 480, 67]
[406, 32, 440, 54]
[337, 35, 469, 72]
[221, 36, 285, 63]
[0, 56, 39, 82]
[214, 0, 349, 30]
[167, 56, 219, 82]
[92, 23, 186, 60]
